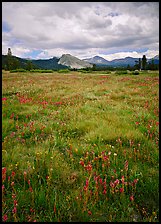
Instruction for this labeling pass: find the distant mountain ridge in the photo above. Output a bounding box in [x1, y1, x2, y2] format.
[83, 55, 159, 67]
[2, 53, 159, 70]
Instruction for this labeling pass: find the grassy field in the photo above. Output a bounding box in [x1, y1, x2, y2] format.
[2, 70, 159, 222]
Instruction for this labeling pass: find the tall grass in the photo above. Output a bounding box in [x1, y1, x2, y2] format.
[2, 70, 159, 222]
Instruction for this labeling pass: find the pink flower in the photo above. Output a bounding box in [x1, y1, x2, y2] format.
[103, 189, 107, 194]
[110, 181, 115, 188]
[86, 179, 89, 187]
[130, 195, 134, 201]
[119, 188, 124, 193]
[2, 167, 7, 175]
[11, 181, 14, 186]
[2, 98, 7, 101]
[28, 180, 30, 185]
[114, 179, 120, 185]
[99, 178, 103, 185]
[2, 185, 5, 190]
[14, 200, 18, 206]
[133, 179, 138, 184]
[12, 194, 16, 199]
[24, 171, 27, 177]
[3, 214, 8, 222]
[12, 206, 17, 213]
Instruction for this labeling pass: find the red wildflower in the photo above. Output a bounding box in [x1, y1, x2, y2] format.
[88, 210, 92, 215]
[3, 214, 8, 222]
[86, 179, 89, 187]
[53, 204, 57, 214]
[12, 206, 17, 213]
[133, 179, 138, 184]
[119, 187, 124, 193]
[2, 98, 7, 101]
[29, 187, 33, 192]
[99, 178, 103, 185]
[14, 200, 18, 206]
[103, 189, 107, 194]
[130, 195, 134, 201]
[114, 179, 120, 185]
[79, 160, 84, 167]
[110, 181, 115, 188]
[84, 186, 88, 191]
[11, 171, 16, 177]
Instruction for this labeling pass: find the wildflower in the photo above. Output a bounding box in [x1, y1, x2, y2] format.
[110, 181, 115, 188]
[88, 210, 92, 215]
[103, 189, 107, 194]
[12, 171, 16, 177]
[3, 214, 8, 222]
[119, 188, 124, 193]
[12, 206, 17, 213]
[53, 204, 56, 213]
[14, 200, 18, 206]
[12, 194, 16, 199]
[86, 178, 89, 186]
[24, 171, 27, 177]
[108, 151, 111, 155]
[133, 179, 138, 184]
[124, 160, 128, 171]
[130, 195, 134, 201]
[79, 160, 84, 167]
[2, 185, 5, 190]
[84, 186, 88, 191]
[114, 179, 120, 185]
[99, 178, 103, 185]
[28, 180, 30, 185]
[121, 176, 125, 184]
[29, 187, 33, 192]
[114, 153, 117, 156]
[2, 98, 7, 101]
[11, 181, 14, 186]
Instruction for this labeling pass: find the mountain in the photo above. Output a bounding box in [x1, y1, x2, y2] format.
[31, 57, 68, 69]
[84, 55, 159, 67]
[83, 56, 110, 65]
[2, 53, 159, 70]
[2, 55, 68, 70]
[58, 54, 93, 69]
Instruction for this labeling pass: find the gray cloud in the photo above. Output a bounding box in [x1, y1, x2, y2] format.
[2, 2, 159, 59]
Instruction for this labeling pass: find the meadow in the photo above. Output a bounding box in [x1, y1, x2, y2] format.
[2, 70, 159, 222]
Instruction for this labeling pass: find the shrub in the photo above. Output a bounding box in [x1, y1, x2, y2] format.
[116, 71, 128, 75]
[58, 69, 70, 73]
[132, 70, 139, 75]
[10, 69, 27, 73]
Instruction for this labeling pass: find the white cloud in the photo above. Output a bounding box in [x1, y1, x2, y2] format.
[2, 2, 159, 59]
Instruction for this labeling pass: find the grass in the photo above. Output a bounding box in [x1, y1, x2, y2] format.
[2, 70, 159, 222]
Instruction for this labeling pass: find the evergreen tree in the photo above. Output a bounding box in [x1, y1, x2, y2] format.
[142, 55, 147, 70]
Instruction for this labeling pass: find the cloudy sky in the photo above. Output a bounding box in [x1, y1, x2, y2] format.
[2, 2, 159, 61]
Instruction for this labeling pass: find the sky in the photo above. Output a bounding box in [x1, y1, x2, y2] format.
[2, 2, 159, 61]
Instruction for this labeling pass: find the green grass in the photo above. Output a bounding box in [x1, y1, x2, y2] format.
[2, 70, 159, 222]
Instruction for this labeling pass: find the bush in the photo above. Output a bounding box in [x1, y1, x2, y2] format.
[10, 69, 27, 73]
[116, 71, 128, 75]
[132, 70, 139, 75]
[30, 69, 53, 73]
[58, 69, 70, 73]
